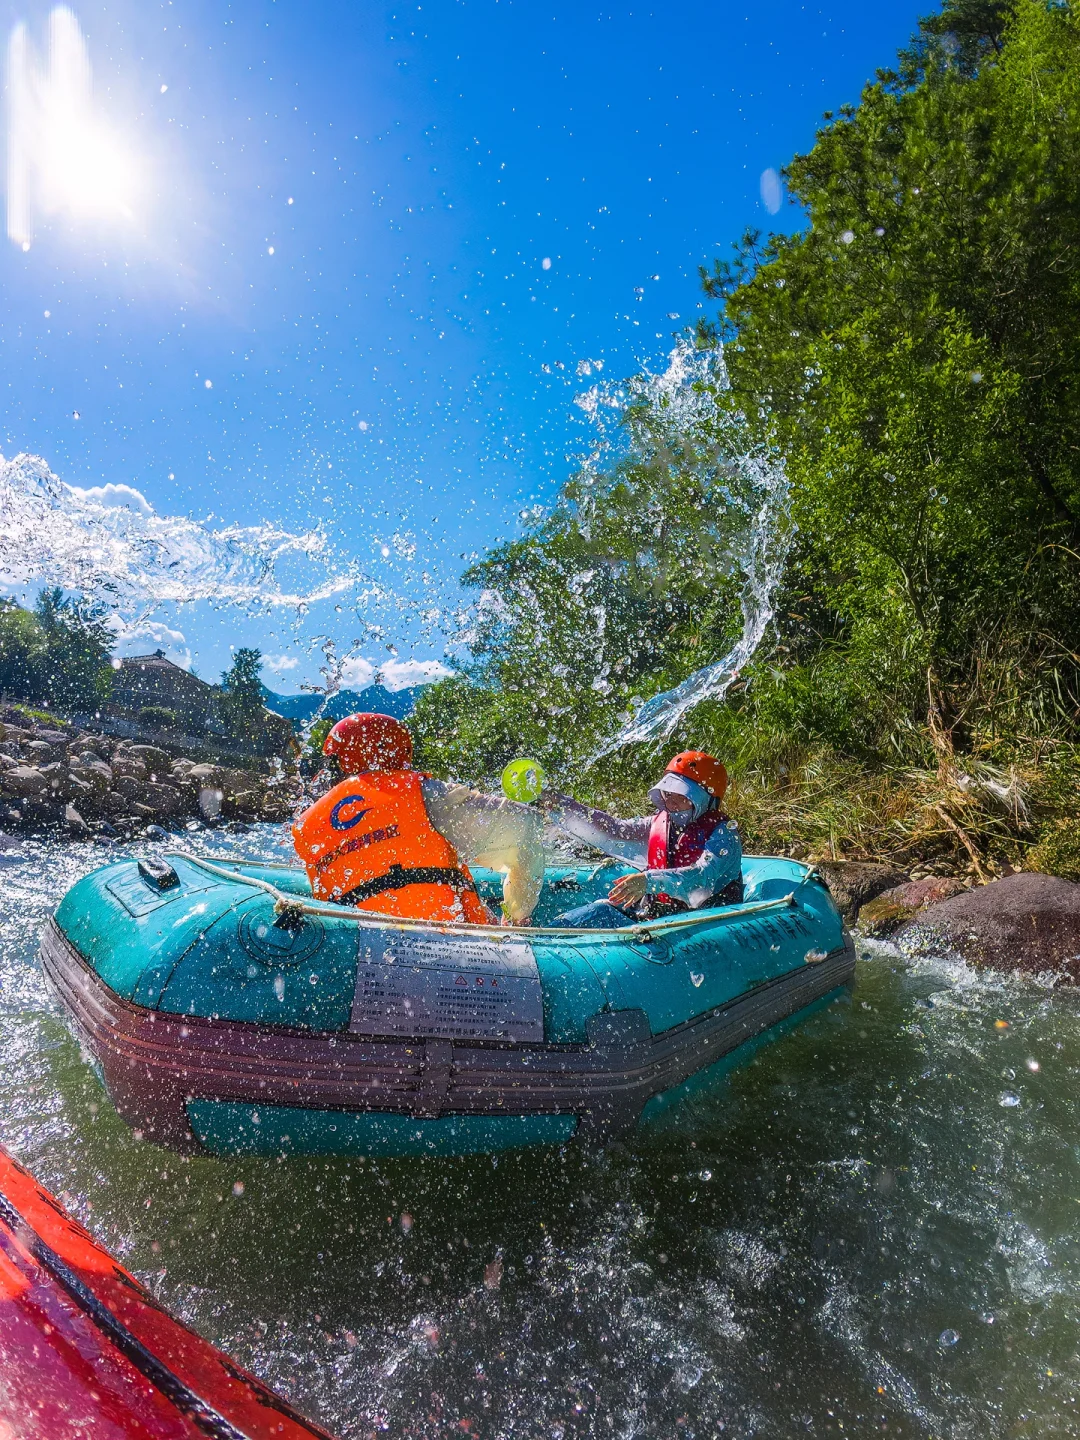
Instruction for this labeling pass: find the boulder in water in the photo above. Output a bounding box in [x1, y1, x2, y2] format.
[894, 872, 1080, 978]
[859, 876, 969, 937]
[64, 804, 90, 839]
[815, 860, 909, 924]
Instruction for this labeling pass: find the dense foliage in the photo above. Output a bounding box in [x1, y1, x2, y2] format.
[414, 0, 1080, 854]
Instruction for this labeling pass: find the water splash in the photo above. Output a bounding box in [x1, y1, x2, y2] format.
[0, 451, 356, 616]
[587, 340, 790, 758]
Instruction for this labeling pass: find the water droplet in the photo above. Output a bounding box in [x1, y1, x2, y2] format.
[542, 257, 551, 269]
[1027, 1058, 1040, 1072]
[1000, 1092, 1020, 1108]
[840, 229, 855, 244]
[939, 1329, 960, 1347]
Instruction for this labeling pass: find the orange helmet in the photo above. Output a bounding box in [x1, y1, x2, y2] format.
[323, 713, 413, 775]
[665, 750, 727, 801]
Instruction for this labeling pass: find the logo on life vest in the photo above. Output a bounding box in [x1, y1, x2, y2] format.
[329, 794, 371, 831]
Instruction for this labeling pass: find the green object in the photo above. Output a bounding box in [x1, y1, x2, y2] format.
[501, 757, 546, 802]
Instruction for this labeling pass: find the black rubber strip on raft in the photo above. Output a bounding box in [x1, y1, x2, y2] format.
[0, 1187, 334, 1440]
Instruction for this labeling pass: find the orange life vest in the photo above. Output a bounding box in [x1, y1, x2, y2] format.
[292, 768, 489, 924]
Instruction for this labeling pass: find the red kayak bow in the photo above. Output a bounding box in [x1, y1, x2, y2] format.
[0, 1144, 336, 1439]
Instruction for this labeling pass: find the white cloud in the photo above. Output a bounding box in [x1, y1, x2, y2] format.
[111, 618, 190, 669]
[337, 656, 455, 694]
[760, 167, 783, 216]
[380, 658, 454, 692]
[339, 657, 378, 691]
[66, 481, 153, 516]
[264, 653, 299, 673]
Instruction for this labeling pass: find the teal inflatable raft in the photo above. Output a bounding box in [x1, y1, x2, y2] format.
[40, 853, 854, 1158]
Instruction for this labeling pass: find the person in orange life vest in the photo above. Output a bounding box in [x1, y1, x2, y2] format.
[292, 713, 545, 924]
[538, 750, 743, 929]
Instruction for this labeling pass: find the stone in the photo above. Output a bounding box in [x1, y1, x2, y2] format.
[0, 766, 47, 798]
[895, 872, 1080, 978]
[814, 860, 910, 924]
[127, 745, 172, 773]
[64, 804, 90, 839]
[111, 757, 148, 781]
[188, 763, 226, 788]
[142, 782, 184, 819]
[70, 760, 112, 798]
[859, 876, 968, 937]
[23, 740, 56, 765]
[143, 823, 170, 841]
[38, 762, 77, 802]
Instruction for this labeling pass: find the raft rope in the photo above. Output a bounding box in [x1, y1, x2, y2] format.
[168, 850, 818, 940]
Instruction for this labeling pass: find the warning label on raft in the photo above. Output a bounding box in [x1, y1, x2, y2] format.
[349, 931, 544, 1042]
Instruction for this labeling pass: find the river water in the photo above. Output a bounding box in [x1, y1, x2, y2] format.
[2, 825, 1078, 1439]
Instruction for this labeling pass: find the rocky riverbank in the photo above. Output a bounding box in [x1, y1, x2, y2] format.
[0, 708, 298, 840]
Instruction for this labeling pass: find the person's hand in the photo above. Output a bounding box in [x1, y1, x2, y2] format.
[608, 870, 647, 909]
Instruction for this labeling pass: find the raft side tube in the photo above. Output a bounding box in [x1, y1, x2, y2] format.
[0, 1142, 336, 1438]
[40, 907, 855, 1156]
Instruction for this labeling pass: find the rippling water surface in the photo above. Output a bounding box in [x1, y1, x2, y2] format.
[3, 826, 1079, 1438]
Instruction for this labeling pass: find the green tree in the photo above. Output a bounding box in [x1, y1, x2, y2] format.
[218, 648, 266, 740]
[0, 601, 46, 700]
[32, 588, 114, 713]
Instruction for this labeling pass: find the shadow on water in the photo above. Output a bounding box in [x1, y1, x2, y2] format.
[3, 828, 1080, 1437]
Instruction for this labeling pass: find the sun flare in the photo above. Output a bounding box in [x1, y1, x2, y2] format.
[6, 6, 139, 249]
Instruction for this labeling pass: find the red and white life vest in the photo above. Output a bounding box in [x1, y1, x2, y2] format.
[646, 808, 735, 908]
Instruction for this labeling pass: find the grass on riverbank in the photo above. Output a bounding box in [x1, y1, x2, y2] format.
[571, 742, 1080, 883]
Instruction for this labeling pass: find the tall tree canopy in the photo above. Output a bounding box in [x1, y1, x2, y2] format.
[415, 0, 1080, 787]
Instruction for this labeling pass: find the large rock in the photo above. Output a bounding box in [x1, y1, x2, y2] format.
[111, 756, 148, 781]
[127, 745, 172, 775]
[859, 876, 968, 937]
[70, 759, 112, 798]
[23, 740, 57, 765]
[815, 860, 910, 924]
[142, 782, 184, 819]
[188, 763, 226, 789]
[0, 766, 47, 798]
[895, 872, 1080, 978]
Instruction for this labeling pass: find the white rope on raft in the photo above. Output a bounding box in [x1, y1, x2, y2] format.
[166, 851, 814, 941]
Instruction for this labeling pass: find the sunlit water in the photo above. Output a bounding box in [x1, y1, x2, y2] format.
[2, 825, 1078, 1438]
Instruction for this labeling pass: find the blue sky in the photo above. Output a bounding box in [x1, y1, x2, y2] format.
[0, 0, 923, 694]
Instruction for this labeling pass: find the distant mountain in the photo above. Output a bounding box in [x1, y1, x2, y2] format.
[261, 684, 421, 726]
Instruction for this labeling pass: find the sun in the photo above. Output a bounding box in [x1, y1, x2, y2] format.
[7, 6, 140, 249]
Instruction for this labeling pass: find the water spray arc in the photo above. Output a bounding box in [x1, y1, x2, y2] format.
[583, 340, 791, 759]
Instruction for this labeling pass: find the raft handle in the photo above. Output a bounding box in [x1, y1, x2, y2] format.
[137, 857, 179, 892]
